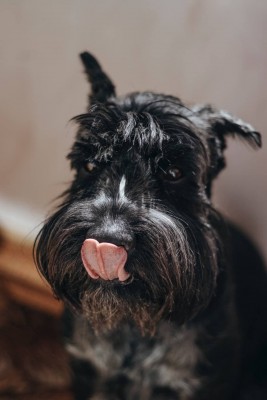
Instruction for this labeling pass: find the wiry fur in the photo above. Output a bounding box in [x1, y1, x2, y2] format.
[34, 52, 267, 399]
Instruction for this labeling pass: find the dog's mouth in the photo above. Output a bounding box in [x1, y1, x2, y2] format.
[81, 239, 131, 282]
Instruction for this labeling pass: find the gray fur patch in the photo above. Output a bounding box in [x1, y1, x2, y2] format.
[67, 318, 201, 399]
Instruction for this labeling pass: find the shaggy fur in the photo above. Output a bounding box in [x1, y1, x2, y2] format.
[35, 52, 267, 399]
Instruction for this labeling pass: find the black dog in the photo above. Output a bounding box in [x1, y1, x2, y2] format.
[35, 52, 267, 400]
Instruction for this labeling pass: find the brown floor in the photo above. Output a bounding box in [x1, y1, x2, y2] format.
[0, 287, 73, 400]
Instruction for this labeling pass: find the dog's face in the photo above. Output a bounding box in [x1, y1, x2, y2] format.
[35, 53, 261, 334]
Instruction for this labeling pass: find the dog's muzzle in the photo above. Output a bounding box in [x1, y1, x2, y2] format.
[81, 239, 130, 281]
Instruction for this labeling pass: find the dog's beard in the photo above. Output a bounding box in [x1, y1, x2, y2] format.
[35, 201, 218, 335]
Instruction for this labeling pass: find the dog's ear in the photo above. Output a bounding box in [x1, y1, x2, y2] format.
[191, 104, 261, 194]
[192, 104, 261, 149]
[80, 52, 116, 105]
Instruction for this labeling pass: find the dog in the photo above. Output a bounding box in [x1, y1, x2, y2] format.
[34, 52, 267, 400]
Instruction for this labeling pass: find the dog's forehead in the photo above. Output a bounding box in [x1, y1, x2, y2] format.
[79, 123, 185, 167]
[73, 98, 205, 165]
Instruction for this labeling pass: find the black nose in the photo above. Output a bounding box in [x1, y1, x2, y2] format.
[86, 223, 135, 253]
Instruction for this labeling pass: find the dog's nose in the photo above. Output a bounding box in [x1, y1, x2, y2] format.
[92, 234, 135, 252]
[86, 226, 135, 253]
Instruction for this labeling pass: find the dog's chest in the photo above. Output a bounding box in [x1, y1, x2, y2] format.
[67, 317, 201, 398]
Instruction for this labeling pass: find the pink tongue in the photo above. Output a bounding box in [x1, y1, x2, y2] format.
[81, 239, 129, 281]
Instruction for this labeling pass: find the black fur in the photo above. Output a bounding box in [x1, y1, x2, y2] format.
[34, 52, 267, 399]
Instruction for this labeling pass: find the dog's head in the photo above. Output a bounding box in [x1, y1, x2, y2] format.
[35, 53, 261, 334]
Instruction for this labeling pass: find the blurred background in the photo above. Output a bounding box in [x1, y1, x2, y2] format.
[0, 1, 266, 397]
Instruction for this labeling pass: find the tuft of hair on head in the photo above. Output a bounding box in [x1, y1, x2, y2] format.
[80, 51, 116, 105]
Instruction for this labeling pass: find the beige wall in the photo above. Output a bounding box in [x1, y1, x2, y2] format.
[0, 1, 267, 259]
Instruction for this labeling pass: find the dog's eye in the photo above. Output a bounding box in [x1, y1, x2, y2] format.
[84, 162, 97, 173]
[162, 167, 183, 182]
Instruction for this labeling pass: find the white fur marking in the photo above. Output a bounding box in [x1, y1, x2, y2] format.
[118, 175, 127, 200]
[149, 209, 178, 231]
[94, 190, 110, 206]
